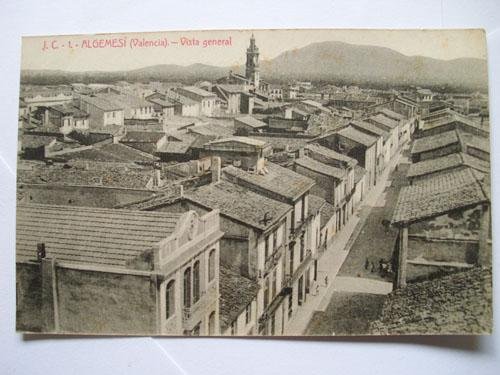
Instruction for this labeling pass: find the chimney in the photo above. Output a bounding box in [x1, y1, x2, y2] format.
[152, 161, 162, 188]
[297, 147, 305, 159]
[211, 156, 221, 183]
[43, 108, 50, 126]
[37, 243, 46, 261]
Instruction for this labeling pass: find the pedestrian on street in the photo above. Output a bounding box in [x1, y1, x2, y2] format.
[379, 258, 385, 273]
[324, 275, 328, 287]
[365, 258, 370, 270]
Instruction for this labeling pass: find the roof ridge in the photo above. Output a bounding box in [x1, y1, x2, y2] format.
[18, 202, 183, 219]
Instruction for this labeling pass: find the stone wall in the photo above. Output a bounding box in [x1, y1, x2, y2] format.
[16, 262, 158, 334]
[57, 267, 157, 334]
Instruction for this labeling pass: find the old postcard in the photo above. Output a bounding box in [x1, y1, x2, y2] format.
[16, 29, 491, 336]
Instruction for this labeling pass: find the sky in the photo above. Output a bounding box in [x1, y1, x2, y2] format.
[21, 29, 487, 71]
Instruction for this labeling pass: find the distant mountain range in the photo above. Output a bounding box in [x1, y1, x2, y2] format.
[21, 41, 488, 90]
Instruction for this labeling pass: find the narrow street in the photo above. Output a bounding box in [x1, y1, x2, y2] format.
[284, 146, 410, 336]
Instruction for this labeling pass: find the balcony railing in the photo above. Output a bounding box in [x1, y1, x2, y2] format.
[289, 216, 312, 240]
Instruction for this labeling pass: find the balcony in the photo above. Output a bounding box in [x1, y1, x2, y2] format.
[289, 216, 312, 240]
[281, 274, 293, 295]
[263, 245, 284, 276]
[182, 283, 218, 330]
[288, 249, 313, 284]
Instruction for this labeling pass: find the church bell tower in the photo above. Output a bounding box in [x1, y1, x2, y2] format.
[245, 34, 260, 90]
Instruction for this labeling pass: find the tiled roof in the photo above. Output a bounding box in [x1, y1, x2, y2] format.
[377, 108, 406, 121]
[350, 120, 389, 141]
[61, 143, 158, 163]
[17, 164, 154, 190]
[20, 134, 56, 149]
[337, 126, 377, 147]
[295, 156, 346, 180]
[461, 153, 490, 173]
[90, 124, 125, 137]
[411, 130, 459, 155]
[235, 116, 267, 128]
[16, 204, 181, 268]
[305, 143, 358, 167]
[80, 95, 123, 111]
[97, 93, 152, 109]
[223, 163, 315, 202]
[459, 132, 490, 153]
[121, 131, 165, 143]
[146, 97, 176, 107]
[407, 153, 463, 178]
[290, 107, 309, 117]
[407, 153, 490, 179]
[308, 194, 326, 216]
[66, 131, 112, 146]
[178, 86, 217, 98]
[204, 136, 268, 148]
[369, 114, 399, 129]
[160, 141, 192, 154]
[392, 168, 488, 225]
[50, 103, 89, 118]
[185, 180, 290, 231]
[219, 265, 259, 331]
[247, 135, 310, 152]
[122, 142, 158, 155]
[216, 84, 245, 94]
[422, 114, 487, 133]
[370, 267, 492, 335]
[189, 134, 218, 150]
[189, 123, 234, 137]
[165, 91, 199, 106]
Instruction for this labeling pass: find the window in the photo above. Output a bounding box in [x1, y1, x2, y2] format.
[264, 235, 270, 259]
[165, 279, 175, 319]
[112, 111, 115, 118]
[183, 267, 191, 308]
[300, 234, 305, 262]
[272, 230, 278, 252]
[298, 276, 304, 306]
[208, 311, 216, 335]
[193, 260, 200, 303]
[289, 246, 294, 274]
[208, 249, 216, 282]
[230, 320, 237, 335]
[301, 195, 306, 221]
[288, 294, 293, 318]
[271, 269, 277, 299]
[245, 303, 252, 325]
[305, 268, 311, 295]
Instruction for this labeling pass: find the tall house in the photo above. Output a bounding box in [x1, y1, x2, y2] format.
[16, 204, 223, 336]
[245, 34, 260, 90]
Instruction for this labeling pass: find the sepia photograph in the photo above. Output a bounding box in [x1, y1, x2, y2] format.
[15, 28, 492, 337]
